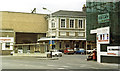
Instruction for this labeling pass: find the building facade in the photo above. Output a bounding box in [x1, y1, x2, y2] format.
[38, 10, 86, 51]
[86, 1, 120, 63]
[0, 11, 48, 54]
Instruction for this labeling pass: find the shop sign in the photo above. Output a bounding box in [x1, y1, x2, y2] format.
[98, 13, 109, 24]
[107, 46, 120, 56]
[97, 27, 109, 44]
[0, 37, 14, 42]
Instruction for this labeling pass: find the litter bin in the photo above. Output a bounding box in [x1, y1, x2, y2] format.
[93, 50, 97, 61]
[47, 53, 51, 58]
[47, 52, 52, 58]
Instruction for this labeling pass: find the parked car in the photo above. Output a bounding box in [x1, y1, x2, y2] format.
[75, 48, 85, 54]
[46, 50, 63, 57]
[64, 48, 74, 54]
[86, 48, 97, 54]
[86, 50, 93, 54]
[10, 51, 14, 55]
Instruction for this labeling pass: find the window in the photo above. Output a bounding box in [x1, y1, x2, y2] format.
[51, 18, 56, 28]
[69, 32, 75, 36]
[5, 43, 10, 49]
[78, 32, 84, 36]
[60, 19, 66, 28]
[78, 20, 83, 29]
[60, 32, 66, 36]
[51, 22, 55, 28]
[69, 19, 75, 28]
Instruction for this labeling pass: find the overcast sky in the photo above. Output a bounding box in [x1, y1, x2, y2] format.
[0, 0, 86, 14]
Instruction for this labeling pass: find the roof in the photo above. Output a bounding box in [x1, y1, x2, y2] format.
[52, 10, 86, 17]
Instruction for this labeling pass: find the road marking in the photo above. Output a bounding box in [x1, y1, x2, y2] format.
[61, 66, 69, 67]
[57, 68, 65, 69]
[47, 64, 55, 66]
[89, 67, 98, 69]
[101, 63, 119, 66]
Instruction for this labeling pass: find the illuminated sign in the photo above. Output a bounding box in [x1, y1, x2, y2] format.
[97, 27, 110, 44]
[98, 13, 109, 24]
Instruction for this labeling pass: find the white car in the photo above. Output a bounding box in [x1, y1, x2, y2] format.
[10, 51, 14, 55]
[46, 50, 63, 57]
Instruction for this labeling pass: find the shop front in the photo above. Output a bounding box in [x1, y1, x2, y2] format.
[38, 38, 86, 52]
[0, 37, 14, 55]
[12, 43, 47, 57]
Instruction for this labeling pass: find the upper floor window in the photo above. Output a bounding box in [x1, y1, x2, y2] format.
[78, 19, 83, 29]
[51, 18, 56, 28]
[60, 32, 66, 36]
[51, 22, 55, 28]
[69, 19, 75, 28]
[69, 32, 75, 36]
[78, 32, 84, 36]
[60, 18, 66, 28]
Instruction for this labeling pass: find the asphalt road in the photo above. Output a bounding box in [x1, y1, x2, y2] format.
[1, 54, 119, 69]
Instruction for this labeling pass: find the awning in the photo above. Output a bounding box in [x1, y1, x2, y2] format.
[12, 43, 43, 46]
[38, 38, 86, 41]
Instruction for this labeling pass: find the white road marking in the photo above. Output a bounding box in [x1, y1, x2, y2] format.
[47, 64, 55, 66]
[57, 68, 65, 69]
[61, 66, 69, 67]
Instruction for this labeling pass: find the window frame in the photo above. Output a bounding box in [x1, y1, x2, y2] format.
[69, 19, 75, 28]
[78, 32, 84, 36]
[78, 19, 84, 29]
[60, 32, 66, 36]
[60, 18, 66, 28]
[69, 32, 75, 36]
[51, 18, 56, 28]
[5, 42, 10, 49]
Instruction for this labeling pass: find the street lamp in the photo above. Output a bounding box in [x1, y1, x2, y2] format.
[43, 7, 53, 58]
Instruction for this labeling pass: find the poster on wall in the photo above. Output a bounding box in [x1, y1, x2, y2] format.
[97, 27, 110, 44]
[107, 46, 120, 56]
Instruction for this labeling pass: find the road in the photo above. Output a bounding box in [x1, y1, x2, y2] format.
[1, 54, 119, 69]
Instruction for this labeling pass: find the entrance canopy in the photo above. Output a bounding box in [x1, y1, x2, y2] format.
[38, 38, 86, 41]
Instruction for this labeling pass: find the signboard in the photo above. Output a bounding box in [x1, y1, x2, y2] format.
[98, 13, 109, 24]
[49, 40, 55, 46]
[0, 37, 14, 42]
[107, 46, 120, 56]
[97, 27, 109, 44]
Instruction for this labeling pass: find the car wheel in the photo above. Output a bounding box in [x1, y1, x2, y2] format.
[55, 54, 58, 57]
[52, 55, 55, 57]
[58, 54, 62, 57]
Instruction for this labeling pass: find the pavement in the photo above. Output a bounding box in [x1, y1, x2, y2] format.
[1, 54, 119, 69]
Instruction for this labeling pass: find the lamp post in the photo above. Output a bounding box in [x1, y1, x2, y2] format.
[43, 7, 53, 58]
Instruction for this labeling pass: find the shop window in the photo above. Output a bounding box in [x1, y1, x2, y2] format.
[100, 44, 108, 52]
[59, 42, 61, 49]
[18, 46, 22, 49]
[5, 43, 10, 49]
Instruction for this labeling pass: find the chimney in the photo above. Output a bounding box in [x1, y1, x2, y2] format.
[82, 4, 86, 12]
[31, 8, 36, 13]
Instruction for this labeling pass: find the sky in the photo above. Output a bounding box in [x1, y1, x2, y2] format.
[0, 0, 86, 14]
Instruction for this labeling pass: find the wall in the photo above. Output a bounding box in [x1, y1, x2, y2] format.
[1, 11, 48, 33]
